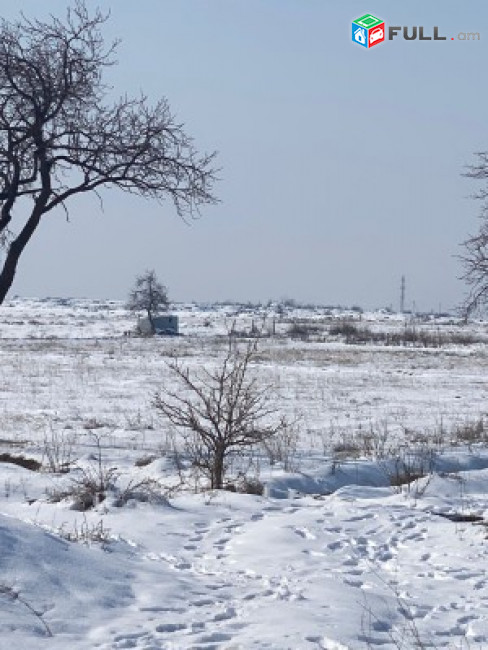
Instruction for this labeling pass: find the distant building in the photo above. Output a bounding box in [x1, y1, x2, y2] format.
[137, 314, 179, 336]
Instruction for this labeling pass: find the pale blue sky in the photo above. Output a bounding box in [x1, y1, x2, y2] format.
[3, 1, 488, 310]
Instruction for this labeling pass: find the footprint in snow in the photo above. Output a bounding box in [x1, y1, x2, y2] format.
[377, 549, 394, 562]
[344, 577, 363, 588]
[452, 570, 482, 581]
[112, 631, 156, 649]
[213, 606, 236, 621]
[399, 519, 416, 530]
[325, 526, 342, 533]
[457, 614, 477, 625]
[113, 631, 148, 643]
[192, 598, 214, 607]
[173, 560, 192, 570]
[365, 527, 379, 535]
[303, 549, 327, 557]
[345, 513, 375, 522]
[294, 527, 316, 540]
[196, 631, 233, 643]
[140, 606, 185, 614]
[155, 622, 187, 633]
[283, 506, 299, 514]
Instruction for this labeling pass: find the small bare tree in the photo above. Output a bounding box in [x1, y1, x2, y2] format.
[153, 340, 286, 490]
[127, 269, 168, 334]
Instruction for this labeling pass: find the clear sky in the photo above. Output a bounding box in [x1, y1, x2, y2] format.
[2, 0, 488, 311]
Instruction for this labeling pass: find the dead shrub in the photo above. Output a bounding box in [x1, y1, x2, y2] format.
[329, 321, 483, 348]
[41, 428, 75, 474]
[287, 321, 322, 341]
[113, 478, 170, 507]
[451, 417, 487, 446]
[55, 516, 111, 546]
[262, 422, 300, 471]
[47, 431, 117, 510]
[384, 447, 436, 495]
[225, 477, 264, 495]
[154, 338, 289, 490]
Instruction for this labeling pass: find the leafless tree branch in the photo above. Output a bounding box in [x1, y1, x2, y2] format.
[459, 153, 488, 316]
[0, 1, 218, 302]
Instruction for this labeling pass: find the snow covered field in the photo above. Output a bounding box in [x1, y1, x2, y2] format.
[1, 298, 488, 649]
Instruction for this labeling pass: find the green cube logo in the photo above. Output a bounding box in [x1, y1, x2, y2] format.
[352, 14, 385, 48]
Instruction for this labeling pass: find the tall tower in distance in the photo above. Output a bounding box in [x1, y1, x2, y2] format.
[400, 275, 405, 313]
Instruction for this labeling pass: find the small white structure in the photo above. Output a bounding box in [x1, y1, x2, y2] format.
[138, 314, 179, 336]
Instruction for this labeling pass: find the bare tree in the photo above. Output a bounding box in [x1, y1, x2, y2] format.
[460, 225, 488, 316]
[127, 269, 168, 334]
[153, 340, 287, 490]
[460, 152, 488, 316]
[0, 2, 217, 303]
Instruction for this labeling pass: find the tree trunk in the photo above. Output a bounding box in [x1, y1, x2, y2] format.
[0, 210, 42, 304]
[212, 446, 225, 490]
[147, 309, 155, 335]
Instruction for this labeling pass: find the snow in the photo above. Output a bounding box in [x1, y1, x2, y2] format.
[1, 298, 488, 648]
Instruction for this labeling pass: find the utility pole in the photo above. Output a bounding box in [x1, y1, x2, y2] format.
[400, 275, 405, 314]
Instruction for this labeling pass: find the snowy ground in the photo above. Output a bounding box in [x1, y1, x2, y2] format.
[1, 298, 488, 649]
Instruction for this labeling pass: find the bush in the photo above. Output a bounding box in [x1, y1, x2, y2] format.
[154, 338, 288, 490]
[55, 517, 111, 546]
[329, 321, 483, 348]
[41, 428, 74, 474]
[287, 321, 322, 340]
[451, 417, 487, 446]
[46, 431, 117, 510]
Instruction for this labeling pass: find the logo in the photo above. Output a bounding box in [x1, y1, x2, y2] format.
[352, 14, 385, 48]
[351, 14, 480, 48]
